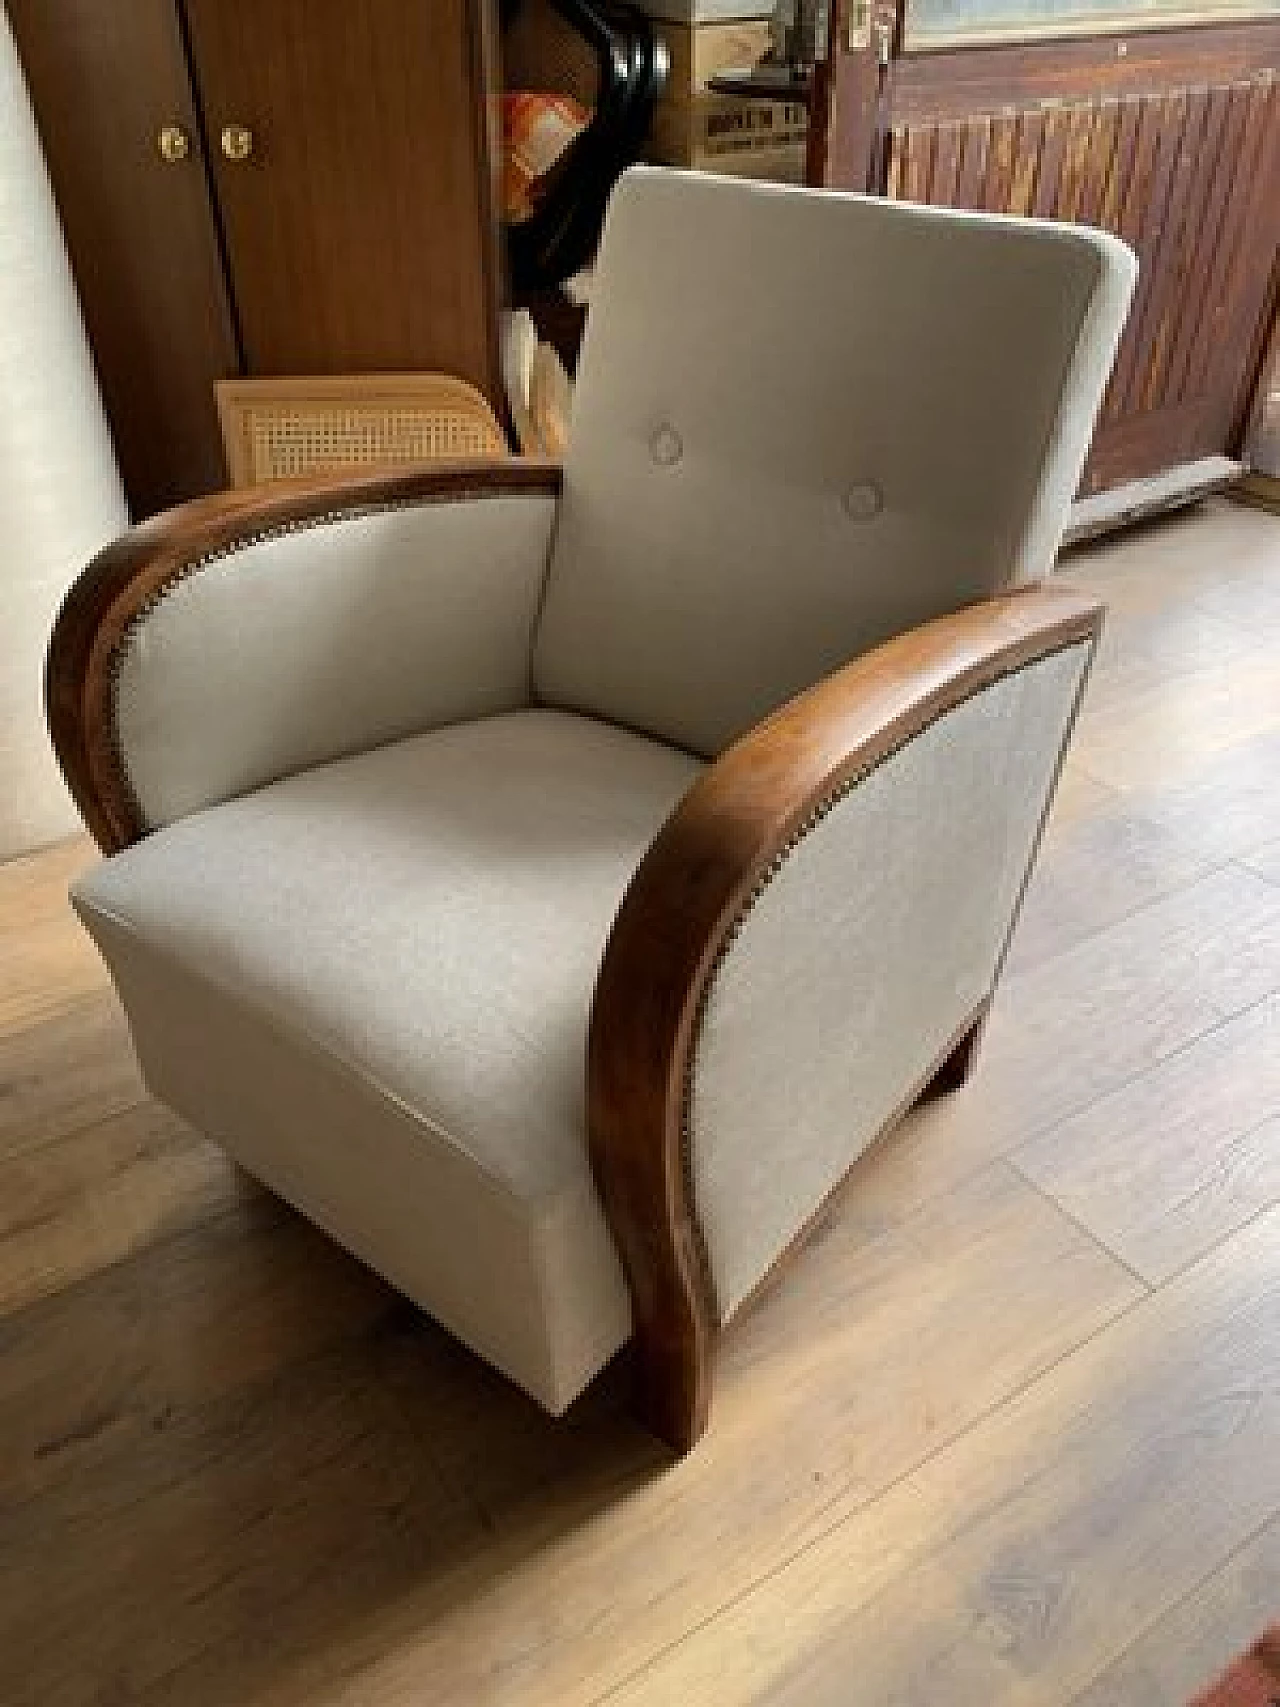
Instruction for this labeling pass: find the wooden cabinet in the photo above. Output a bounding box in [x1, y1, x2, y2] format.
[6, 0, 238, 519]
[9, 0, 504, 519]
[810, 4, 1280, 506]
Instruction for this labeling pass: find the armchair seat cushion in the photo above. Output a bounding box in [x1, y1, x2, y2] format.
[71, 709, 703, 1413]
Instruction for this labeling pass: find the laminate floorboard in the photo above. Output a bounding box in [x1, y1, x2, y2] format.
[1068, 1516, 1280, 1707]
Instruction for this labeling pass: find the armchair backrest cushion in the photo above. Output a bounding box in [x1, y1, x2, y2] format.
[533, 169, 1134, 757]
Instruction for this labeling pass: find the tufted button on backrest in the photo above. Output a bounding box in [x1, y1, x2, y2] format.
[649, 422, 684, 468]
[533, 170, 1136, 759]
[841, 482, 884, 523]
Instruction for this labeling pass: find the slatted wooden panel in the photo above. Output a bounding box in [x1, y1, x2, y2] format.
[885, 72, 1280, 492]
[1245, 300, 1280, 476]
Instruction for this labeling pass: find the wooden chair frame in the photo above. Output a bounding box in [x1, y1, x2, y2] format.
[46, 459, 1102, 1453]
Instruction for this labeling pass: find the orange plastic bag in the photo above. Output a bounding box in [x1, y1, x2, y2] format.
[499, 92, 591, 224]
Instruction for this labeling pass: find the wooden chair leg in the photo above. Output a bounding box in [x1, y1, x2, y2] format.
[632, 1323, 711, 1456]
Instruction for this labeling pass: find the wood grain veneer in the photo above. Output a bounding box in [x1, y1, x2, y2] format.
[181, 0, 505, 407]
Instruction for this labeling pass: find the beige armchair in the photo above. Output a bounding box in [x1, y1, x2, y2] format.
[47, 170, 1135, 1452]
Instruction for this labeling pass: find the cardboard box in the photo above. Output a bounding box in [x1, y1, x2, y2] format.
[647, 93, 807, 166]
[656, 18, 774, 96]
[645, 16, 808, 185]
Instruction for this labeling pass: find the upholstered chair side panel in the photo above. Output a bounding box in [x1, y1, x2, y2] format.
[46, 460, 564, 851]
[688, 641, 1091, 1320]
[113, 494, 559, 831]
[1008, 233, 1140, 584]
[589, 587, 1102, 1450]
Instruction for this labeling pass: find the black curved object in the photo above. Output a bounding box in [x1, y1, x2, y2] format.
[503, 0, 668, 295]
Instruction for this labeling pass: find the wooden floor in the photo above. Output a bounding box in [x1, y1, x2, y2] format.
[2, 498, 1279, 1707]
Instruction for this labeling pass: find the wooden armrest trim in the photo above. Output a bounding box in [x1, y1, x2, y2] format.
[588, 582, 1103, 1452]
[46, 459, 563, 853]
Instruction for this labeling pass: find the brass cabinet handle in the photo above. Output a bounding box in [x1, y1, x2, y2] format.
[156, 124, 192, 163]
[220, 124, 255, 163]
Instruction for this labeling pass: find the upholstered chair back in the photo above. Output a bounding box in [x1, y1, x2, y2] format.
[534, 169, 1135, 757]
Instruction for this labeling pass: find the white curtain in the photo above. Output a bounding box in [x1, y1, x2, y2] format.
[0, 11, 127, 860]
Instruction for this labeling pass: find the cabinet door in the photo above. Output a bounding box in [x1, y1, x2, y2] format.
[183, 0, 504, 407]
[8, 0, 240, 518]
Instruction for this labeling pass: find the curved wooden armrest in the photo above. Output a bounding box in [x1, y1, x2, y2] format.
[46, 458, 563, 854]
[588, 581, 1103, 1452]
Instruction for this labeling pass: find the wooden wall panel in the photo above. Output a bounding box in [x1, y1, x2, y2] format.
[1244, 294, 1280, 476]
[883, 66, 1280, 494]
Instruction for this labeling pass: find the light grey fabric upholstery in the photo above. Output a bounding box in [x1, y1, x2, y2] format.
[691, 641, 1092, 1318]
[116, 492, 559, 830]
[533, 169, 1135, 757]
[63, 175, 1134, 1425]
[72, 710, 703, 1412]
